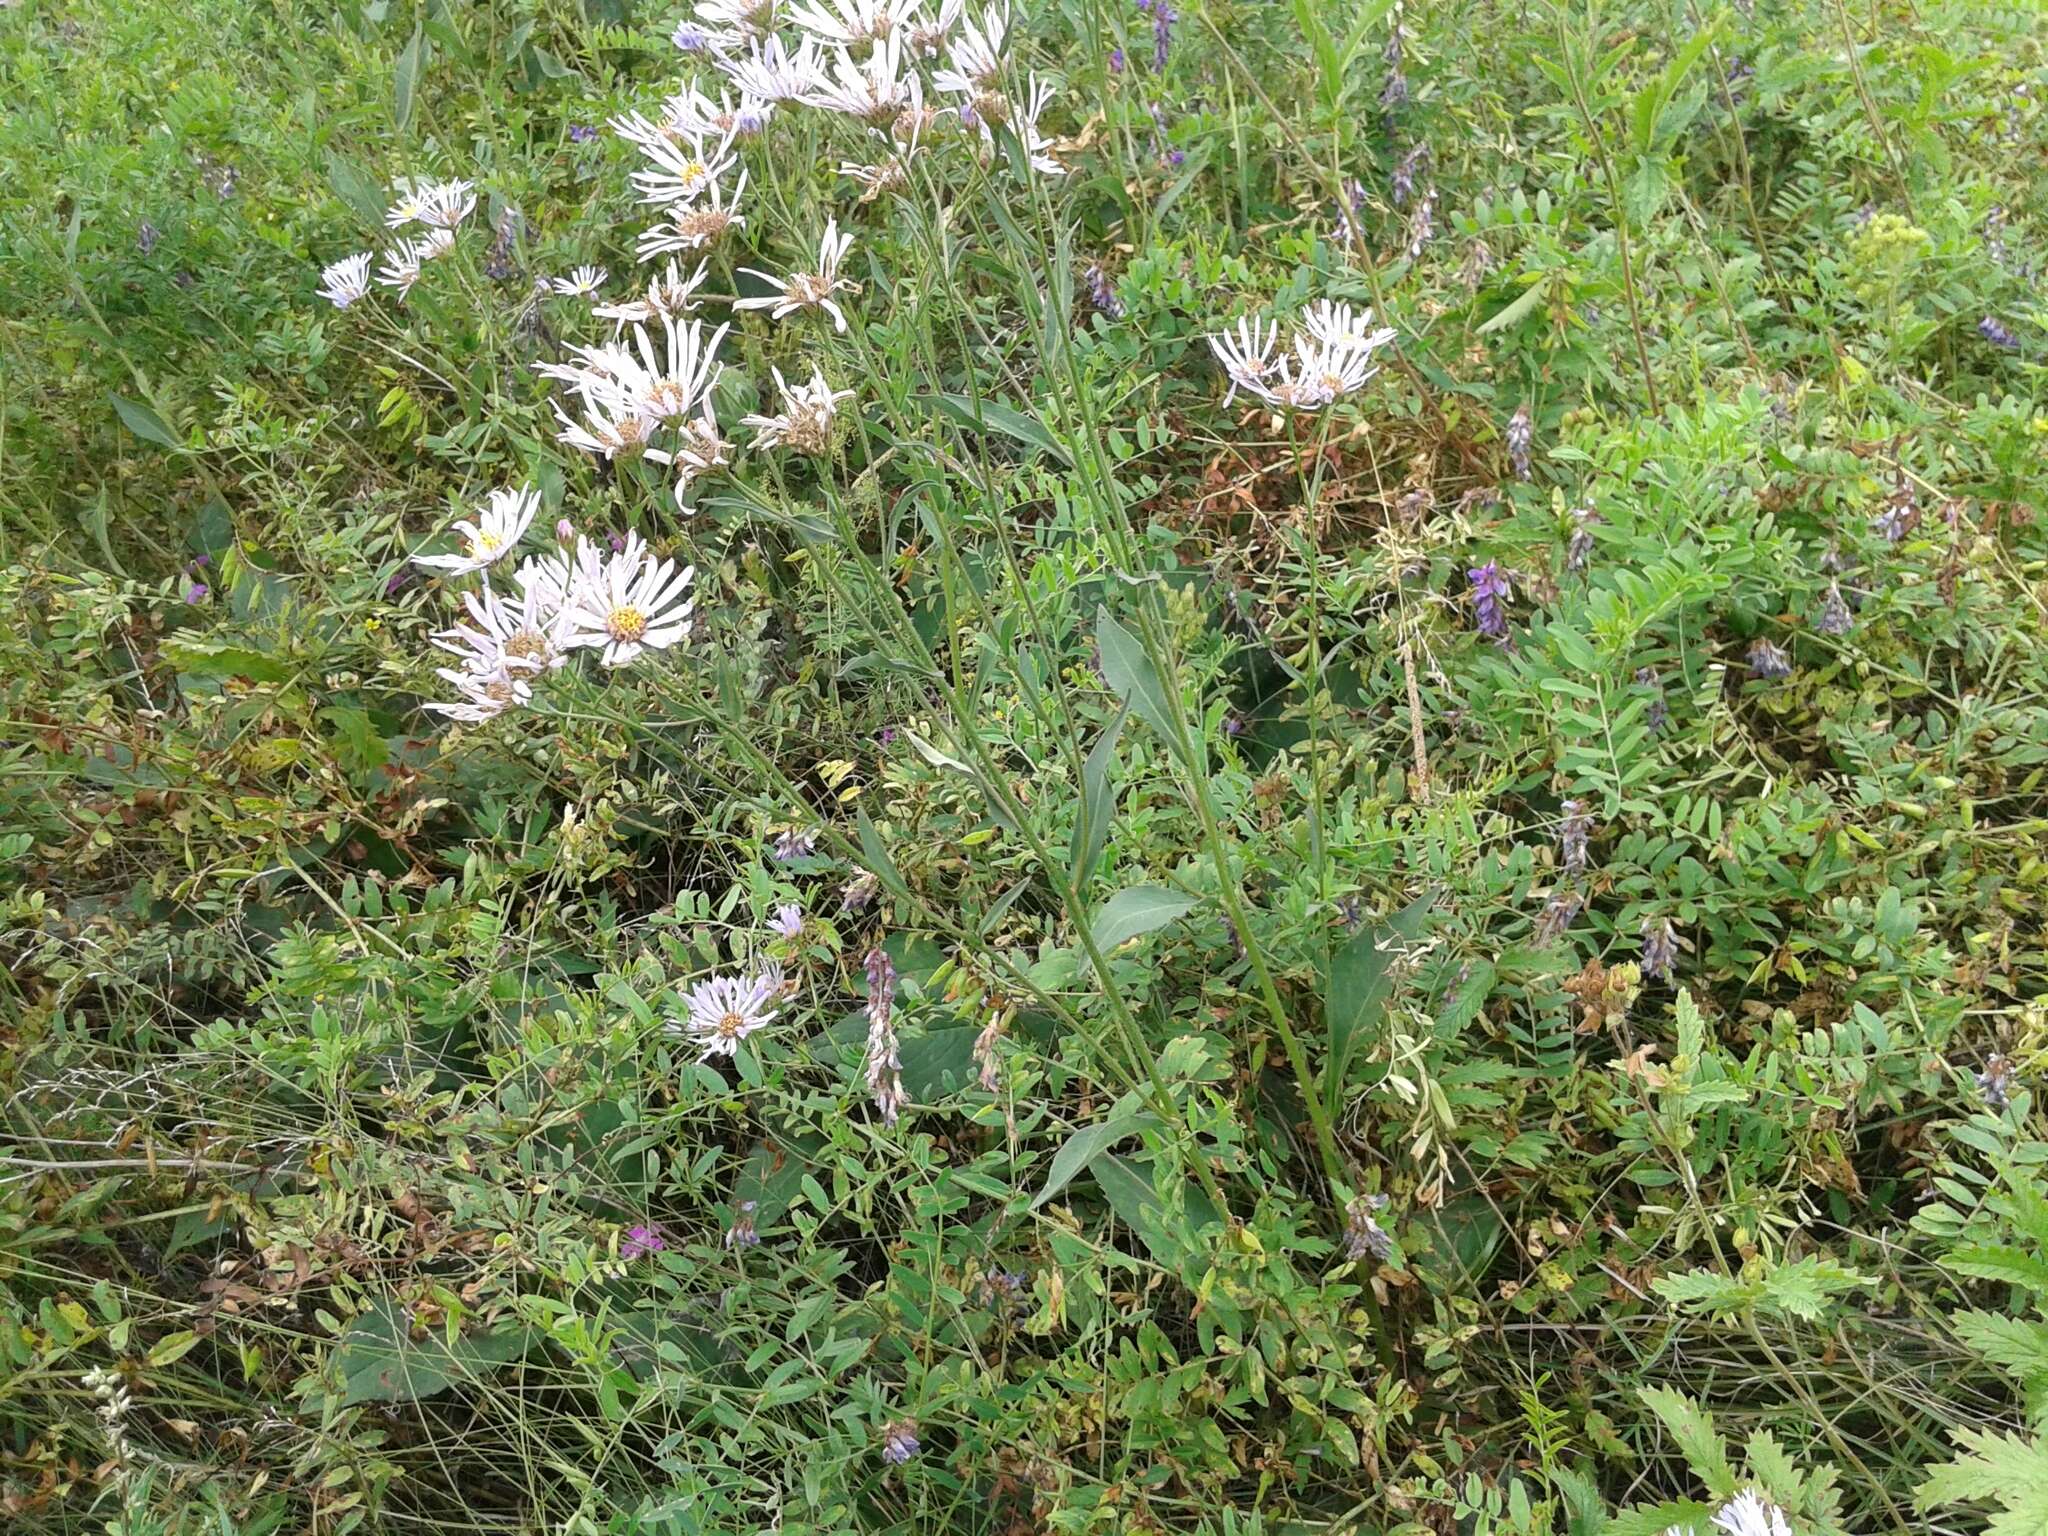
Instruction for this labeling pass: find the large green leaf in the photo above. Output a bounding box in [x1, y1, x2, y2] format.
[1091, 885, 1198, 951]
[1094, 608, 1179, 747]
[332, 1300, 531, 1406]
[1032, 1111, 1158, 1210]
[1324, 893, 1431, 1114]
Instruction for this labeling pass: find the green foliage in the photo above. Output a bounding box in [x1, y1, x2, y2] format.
[5, 0, 2048, 1530]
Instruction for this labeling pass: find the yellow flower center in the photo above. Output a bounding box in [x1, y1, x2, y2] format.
[607, 605, 648, 643]
[505, 630, 549, 662]
[473, 532, 503, 556]
[718, 1011, 746, 1038]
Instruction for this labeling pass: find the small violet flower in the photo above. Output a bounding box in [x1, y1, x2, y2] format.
[622, 1223, 668, 1259]
[880, 1417, 921, 1464]
[1746, 637, 1792, 680]
[770, 902, 805, 938]
[1468, 561, 1511, 642]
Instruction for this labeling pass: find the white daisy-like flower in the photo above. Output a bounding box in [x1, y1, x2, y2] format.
[1301, 299, 1397, 356]
[789, 0, 921, 47]
[552, 384, 661, 461]
[631, 131, 741, 208]
[434, 580, 575, 677]
[719, 34, 825, 103]
[840, 156, 911, 203]
[672, 961, 785, 1060]
[425, 661, 533, 723]
[905, 0, 961, 55]
[561, 533, 696, 667]
[416, 178, 478, 230]
[1017, 74, 1065, 176]
[316, 253, 374, 309]
[628, 316, 731, 427]
[377, 239, 430, 298]
[934, 0, 1007, 91]
[736, 218, 858, 331]
[514, 550, 573, 609]
[694, 0, 779, 43]
[673, 402, 736, 488]
[550, 265, 608, 298]
[1709, 1492, 1793, 1536]
[1206, 316, 1283, 404]
[593, 258, 710, 329]
[418, 226, 457, 262]
[769, 902, 805, 937]
[806, 34, 921, 129]
[671, 17, 743, 55]
[413, 487, 541, 577]
[742, 365, 854, 453]
[384, 182, 433, 230]
[1279, 331, 1387, 408]
[636, 168, 750, 261]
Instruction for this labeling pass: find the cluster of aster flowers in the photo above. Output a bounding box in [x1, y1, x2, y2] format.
[1205, 298, 1396, 412]
[315, 178, 479, 307]
[1665, 1490, 1794, 1536]
[412, 489, 698, 722]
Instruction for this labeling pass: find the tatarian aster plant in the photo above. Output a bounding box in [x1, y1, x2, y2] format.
[317, 254, 373, 309]
[736, 218, 858, 330]
[743, 365, 854, 453]
[807, 34, 921, 129]
[412, 487, 540, 578]
[593, 258, 710, 329]
[550, 266, 608, 298]
[425, 662, 533, 724]
[434, 580, 576, 679]
[673, 962, 786, 1059]
[1203, 298, 1395, 411]
[636, 168, 750, 260]
[631, 131, 742, 208]
[788, 0, 922, 47]
[720, 34, 826, 102]
[561, 533, 697, 667]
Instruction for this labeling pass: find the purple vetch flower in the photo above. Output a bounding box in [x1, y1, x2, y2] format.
[971, 1010, 1006, 1091]
[1136, 0, 1173, 69]
[1640, 917, 1679, 981]
[607, 530, 629, 556]
[1746, 637, 1792, 679]
[1336, 896, 1362, 933]
[1391, 143, 1429, 208]
[769, 902, 804, 938]
[980, 1268, 1030, 1314]
[186, 582, 210, 604]
[1344, 1194, 1394, 1262]
[863, 947, 907, 1125]
[878, 725, 899, 746]
[1405, 186, 1437, 259]
[880, 1417, 921, 1464]
[1566, 507, 1599, 574]
[1979, 315, 2020, 351]
[1872, 486, 1918, 543]
[1346, 177, 1369, 214]
[1085, 264, 1124, 319]
[138, 220, 160, 256]
[1506, 403, 1533, 480]
[1108, 46, 1125, 73]
[1976, 1054, 2016, 1112]
[622, 1223, 668, 1259]
[1635, 666, 1669, 733]
[568, 123, 598, 143]
[1468, 561, 1512, 642]
[840, 871, 881, 914]
[1533, 892, 1581, 945]
[384, 568, 412, 598]
[724, 1200, 760, 1248]
[1558, 800, 1591, 877]
[773, 828, 818, 862]
[1816, 582, 1853, 636]
[1223, 711, 1246, 737]
[1380, 70, 1409, 110]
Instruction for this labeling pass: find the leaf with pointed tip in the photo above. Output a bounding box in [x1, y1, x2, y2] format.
[1092, 885, 1197, 951]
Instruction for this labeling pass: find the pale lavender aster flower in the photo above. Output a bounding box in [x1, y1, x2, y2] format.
[673, 962, 784, 1059]
[770, 902, 804, 938]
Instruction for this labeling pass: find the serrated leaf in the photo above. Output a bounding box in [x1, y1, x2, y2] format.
[1917, 1426, 2048, 1536]
[1638, 1385, 1737, 1499]
[1948, 1244, 2048, 1297]
[1091, 885, 1197, 951]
